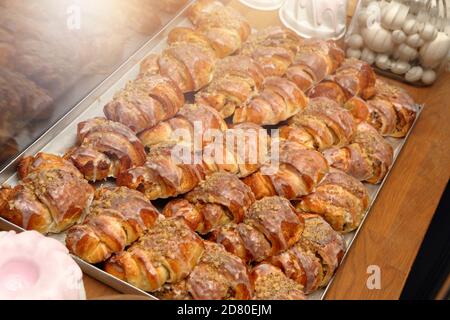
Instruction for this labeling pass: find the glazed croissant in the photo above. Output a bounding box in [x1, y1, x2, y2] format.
[323, 122, 394, 184]
[366, 80, 417, 138]
[117, 142, 207, 200]
[64, 117, 146, 182]
[105, 217, 204, 292]
[279, 97, 356, 151]
[286, 39, 345, 92]
[103, 74, 185, 133]
[250, 264, 306, 300]
[156, 241, 252, 300]
[268, 213, 345, 293]
[233, 76, 308, 125]
[240, 26, 301, 77]
[195, 55, 265, 118]
[66, 187, 160, 264]
[308, 58, 376, 103]
[163, 172, 256, 234]
[138, 103, 227, 150]
[186, 0, 251, 58]
[295, 169, 369, 233]
[210, 196, 304, 263]
[0, 153, 94, 234]
[243, 140, 329, 200]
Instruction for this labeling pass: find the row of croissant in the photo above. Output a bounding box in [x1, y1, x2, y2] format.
[0, 0, 418, 300]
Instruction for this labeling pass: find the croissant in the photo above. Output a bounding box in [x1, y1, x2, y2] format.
[233, 77, 308, 125]
[66, 187, 160, 264]
[243, 140, 329, 200]
[343, 96, 370, 124]
[250, 264, 306, 300]
[117, 142, 207, 200]
[163, 172, 255, 234]
[202, 122, 270, 178]
[140, 42, 216, 93]
[366, 80, 417, 138]
[286, 39, 345, 92]
[64, 117, 146, 182]
[267, 213, 345, 293]
[0, 153, 94, 234]
[187, 0, 251, 58]
[195, 55, 265, 118]
[103, 74, 184, 133]
[280, 97, 356, 151]
[105, 217, 204, 292]
[210, 196, 304, 263]
[308, 58, 376, 102]
[138, 103, 227, 150]
[240, 26, 301, 76]
[295, 169, 369, 233]
[323, 122, 394, 184]
[156, 241, 252, 300]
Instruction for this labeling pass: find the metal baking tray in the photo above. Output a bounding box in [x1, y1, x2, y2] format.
[0, 0, 424, 300]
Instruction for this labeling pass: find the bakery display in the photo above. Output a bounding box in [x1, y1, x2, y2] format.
[0, 153, 94, 234]
[0, 0, 424, 301]
[66, 187, 160, 264]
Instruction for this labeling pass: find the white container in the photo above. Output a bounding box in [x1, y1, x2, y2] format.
[279, 0, 348, 40]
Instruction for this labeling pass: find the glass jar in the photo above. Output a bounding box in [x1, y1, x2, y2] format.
[346, 0, 450, 86]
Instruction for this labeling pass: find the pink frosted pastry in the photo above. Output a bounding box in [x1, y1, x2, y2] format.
[0, 231, 85, 300]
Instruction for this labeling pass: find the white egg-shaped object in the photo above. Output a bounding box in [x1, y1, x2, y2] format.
[382, 1, 409, 30]
[361, 48, 376, 65]
[420, 23, 438, 41]
[421, 69, 437, 85]
[347, 34, 364, 49]
[398, 43, 418, 61]
[392, 30, 407, 44]
[391, 60, 411, 74]
[347, 48, 362, 59]
[403, 18, 417, 35]
[361, 25, 394, 53]
[375, 54, 391, 70]
[405, 66, 423, 82]
[406, 33, 423, 48]
[419, 32, 450, 68]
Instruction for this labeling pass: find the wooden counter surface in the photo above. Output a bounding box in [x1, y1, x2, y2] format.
[81, 0, 450, 300]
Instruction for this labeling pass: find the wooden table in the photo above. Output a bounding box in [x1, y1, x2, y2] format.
[82, 0, 450, 300]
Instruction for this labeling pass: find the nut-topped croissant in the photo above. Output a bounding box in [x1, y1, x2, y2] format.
[156, 241, 252, 300]
[162, 172, 255, 235]
[279, 97, 356, 151]
[138, 103, 227, 150]
[323, 122, 394, 184]
[286, 39, 345, 92]
[366, 80, 417, 138]
[195, 55, 265, 118]
[186, 0, 251, 58]
[233, 77, 308, 125]
[308, 58, 376, 103]
[103, 74, 184, 133]
[104, 217, 204, 292]
[250, 264, 306, 300]
[241, 26, 302, 77]
[64, 117, 146, 182]
[268, 213, 345, 293]
[243, 140, 329, 200]
[295, 169, 369, 233]
[117, 142, 207, 200]
[210, 196, 304, 263]
[0, 153, 94, 234]
[66, 187, 160, 264]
